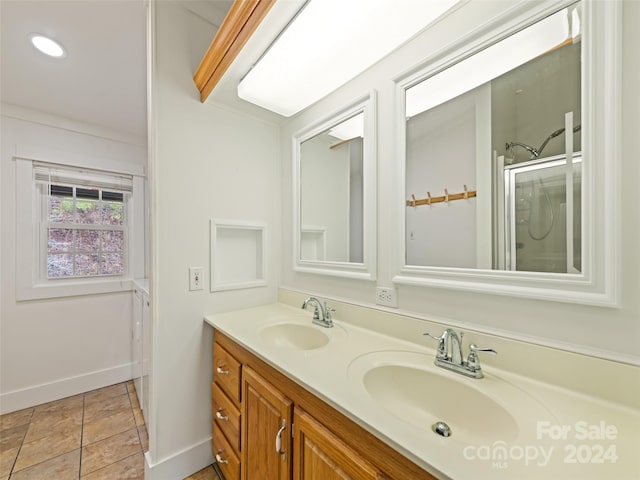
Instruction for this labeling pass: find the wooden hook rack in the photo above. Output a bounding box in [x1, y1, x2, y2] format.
[406, 185, 477, 207]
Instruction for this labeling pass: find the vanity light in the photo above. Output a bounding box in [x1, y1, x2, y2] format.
[406, 6, 578, 118]
[29, 34, 66, 58]
[238, 0, 459, 117]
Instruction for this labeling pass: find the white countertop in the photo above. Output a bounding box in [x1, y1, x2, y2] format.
[204, 303, 640, 479]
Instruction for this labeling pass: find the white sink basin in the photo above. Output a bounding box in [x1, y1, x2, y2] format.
[348, 350, 553, 445]
[259, 323, 331, 350]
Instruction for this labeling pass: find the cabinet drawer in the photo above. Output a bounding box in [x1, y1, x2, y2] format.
[212, 382, 241, 452]
[213, 343, 242, 403]
[213, 424, 240, 480]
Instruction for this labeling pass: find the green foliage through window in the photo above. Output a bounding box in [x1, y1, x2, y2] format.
[47, 185, 126, 278]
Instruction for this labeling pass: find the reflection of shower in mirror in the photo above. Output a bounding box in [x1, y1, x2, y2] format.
[505, 124, 581, 161]
[516, 178, 555, 241]
[503, 153, 582, 273]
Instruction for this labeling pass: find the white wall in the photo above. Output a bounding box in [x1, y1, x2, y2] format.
[148, 1, 280, 477]
[280, 0, 640, 364]
[300, 134, 350, 261]
[0, 108, 146, 413]
[406, 90, 477, 267]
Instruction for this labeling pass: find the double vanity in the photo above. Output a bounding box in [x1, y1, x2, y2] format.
[204, 291, 640, 479]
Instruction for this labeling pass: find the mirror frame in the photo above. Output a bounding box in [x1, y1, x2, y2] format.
[394, 0, 621, 306]
[293, 91, 377, 280]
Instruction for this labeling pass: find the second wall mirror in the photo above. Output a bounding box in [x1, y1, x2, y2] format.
[394, 0, 620, 306]
[293, 92, 377, 280]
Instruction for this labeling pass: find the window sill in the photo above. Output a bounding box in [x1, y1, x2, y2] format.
[17, 278, 134, 301]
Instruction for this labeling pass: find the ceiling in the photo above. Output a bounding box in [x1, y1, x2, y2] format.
[0, 0, 232, 143]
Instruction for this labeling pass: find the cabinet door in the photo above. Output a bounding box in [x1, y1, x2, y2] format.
[242, 367, 292, 480]
[293, 407, 382, 480]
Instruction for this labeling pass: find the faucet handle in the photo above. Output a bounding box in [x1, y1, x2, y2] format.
[423, 332, 446, 356]
[469, 344, 497, 355]
[467, 343, 497, 371]
[423, 332, 443, 340]
[324, 303, 335, 321]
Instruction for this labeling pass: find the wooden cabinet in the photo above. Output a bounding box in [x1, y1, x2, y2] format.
[212, 382, 241, 452]
[212, 342, 243, 480]
[213, 425, 241, 480]
[293, 407, 383, 480]
[242, 367, 292, 480]
[212, 331, 435, 480]
[214, 343, 242, 403]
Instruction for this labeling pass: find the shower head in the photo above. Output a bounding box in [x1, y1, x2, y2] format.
[505, 141, 538, 157]
[506, 124, 581, 160]
[535, 124, 581, 158]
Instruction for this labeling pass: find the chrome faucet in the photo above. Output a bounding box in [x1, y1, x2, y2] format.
[301, 297, 334, 328]
[424, 328, 496, 379]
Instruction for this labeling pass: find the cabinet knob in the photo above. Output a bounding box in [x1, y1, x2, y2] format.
[215, 451, 229, 465]
[215, 408, 229, 422]
[216, 366, 229, 375]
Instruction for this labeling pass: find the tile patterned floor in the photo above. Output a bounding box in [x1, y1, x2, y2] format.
[183, 465, 218, 480]
[0, 381, 218, 480]
[0, 381, 148, 480]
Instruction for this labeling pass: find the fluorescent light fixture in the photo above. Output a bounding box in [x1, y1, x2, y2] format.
[238, 0, 460, 117]
[29, 34, 66, 58]
[406, 7, 576, 118]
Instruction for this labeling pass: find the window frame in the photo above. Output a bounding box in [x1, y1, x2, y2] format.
[15, 149, 144, 301]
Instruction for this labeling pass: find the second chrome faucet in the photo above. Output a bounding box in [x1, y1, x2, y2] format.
[424, 328, 496, 379]
[301, 297, 334, 328]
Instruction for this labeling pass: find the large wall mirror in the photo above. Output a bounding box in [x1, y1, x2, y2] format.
[395, 0, 620, 305]
[293, 92, 377, 279]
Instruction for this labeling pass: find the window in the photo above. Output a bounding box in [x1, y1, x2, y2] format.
[16, 157, 140, 301]
[44, 185, 126, 278]
[35, 164, 132, 279]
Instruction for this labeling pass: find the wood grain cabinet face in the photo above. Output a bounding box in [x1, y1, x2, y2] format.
[214, 343, 242, 403]
[212, 382, 241, 452]
[293, 407, 382, 480]
[241, 366, 292, 480]
[212, 339, 243, 480]
[212, 332, 436, 480]
[213, 425, 241, 480]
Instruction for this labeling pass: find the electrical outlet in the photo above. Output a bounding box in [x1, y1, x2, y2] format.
[189, 267, 203, 291]
[376, 287, 398, 307]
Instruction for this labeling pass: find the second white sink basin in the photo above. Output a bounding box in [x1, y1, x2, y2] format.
[259, 323, 331, 350]
[349, 350, 554, 445]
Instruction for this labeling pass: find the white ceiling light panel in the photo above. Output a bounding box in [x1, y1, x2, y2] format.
[238, 0, 460, 117]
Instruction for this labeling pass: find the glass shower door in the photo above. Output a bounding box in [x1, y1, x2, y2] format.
[504, 154, 581, 273]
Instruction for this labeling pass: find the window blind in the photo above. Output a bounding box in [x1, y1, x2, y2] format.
[33, 162, 133, 192]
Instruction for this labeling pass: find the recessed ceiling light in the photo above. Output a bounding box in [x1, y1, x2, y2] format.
[29, 34, 66, 58]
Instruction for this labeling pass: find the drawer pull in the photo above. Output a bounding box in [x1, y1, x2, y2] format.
[216, 366, 229, 375]
[215, 451, 229, 465]
[275, 419, 286, 456]
[215, 408, 229, 422]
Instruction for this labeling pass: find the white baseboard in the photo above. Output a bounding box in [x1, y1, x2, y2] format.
[0, 363, 134, 414]
[145, 437, 214, 480]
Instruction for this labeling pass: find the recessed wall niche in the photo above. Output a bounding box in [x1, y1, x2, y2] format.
[210, 219, 266, 292]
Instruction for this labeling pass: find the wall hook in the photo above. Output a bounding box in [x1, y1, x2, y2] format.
[463, 184, 469, 199]
[411, 194, 417, 207]
[426, 192, 432, 205]
[444, 188, 449, 203]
